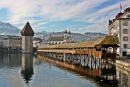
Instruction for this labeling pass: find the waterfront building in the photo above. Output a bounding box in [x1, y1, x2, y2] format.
[46, 29, 72, 45]
[0, 35, 9, 50]
[108, 7, 130, 57]
[8, 35, 22, 50]
[21, 22, 34, 53]
[0, 35, 21, 50]
[33, 37, 43, 47]
[0, 34, 44, 51]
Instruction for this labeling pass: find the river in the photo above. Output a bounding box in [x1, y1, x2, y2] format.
[0, 52, 129, 87]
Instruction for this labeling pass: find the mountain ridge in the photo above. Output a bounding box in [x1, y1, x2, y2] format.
[35, 31, 106, 42]
[0, 21, 20, 35]
[0, 21, 106, 42]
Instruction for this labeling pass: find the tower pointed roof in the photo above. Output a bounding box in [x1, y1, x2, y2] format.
[64, 28, 67, 34]
[68, 28, 71, 34]
[21, 22, 34, 36]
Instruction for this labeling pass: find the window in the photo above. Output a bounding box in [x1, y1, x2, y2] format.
[123, 29, 128, 34]
[123, 36, 128, 41]
[124, 44, 128, 48]
[122, 21, 128, 26]
[122, 51, 127, 56]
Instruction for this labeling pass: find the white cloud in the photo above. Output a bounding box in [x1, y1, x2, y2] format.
[81, 0, 130, 33]
[37, 22, 48, 26]
[0, 0, 130, 33]
[0, 0, 109, 22]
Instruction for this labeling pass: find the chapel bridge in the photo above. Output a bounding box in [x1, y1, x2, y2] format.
[37, 36, 119, 83]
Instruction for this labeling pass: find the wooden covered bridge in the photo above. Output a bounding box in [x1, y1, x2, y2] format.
[38, 36, 119, 67]
[37, 36, 119, 82]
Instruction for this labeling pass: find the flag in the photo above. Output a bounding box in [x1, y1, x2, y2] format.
[120, 3, 122, 10]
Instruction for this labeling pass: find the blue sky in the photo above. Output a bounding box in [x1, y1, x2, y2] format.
[0, 0, 130, 34]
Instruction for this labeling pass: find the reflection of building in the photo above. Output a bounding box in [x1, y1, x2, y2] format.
[0, 52, 22, 66]
[101, 66, 117, 83]
[46, 29, 72, 45]
[108, 7, 130, 57]
[21, 54, 34, 84]
[0, 35, 22, 50]
[21, 22, 34, 53]
[117, 70, 130, 87]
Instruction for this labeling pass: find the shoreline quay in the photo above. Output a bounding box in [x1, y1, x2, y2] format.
[116, 57, 130, 73]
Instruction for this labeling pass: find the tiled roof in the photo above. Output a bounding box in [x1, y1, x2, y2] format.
[47, 36, 64, 41]
[21, 22, 34, 36]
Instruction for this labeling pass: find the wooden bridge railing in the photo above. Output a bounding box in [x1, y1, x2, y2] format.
[38, 49, 102, 58]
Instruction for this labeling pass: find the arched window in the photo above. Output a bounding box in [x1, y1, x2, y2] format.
[123, 36, 128, 41]
[123, 29, 128, 34]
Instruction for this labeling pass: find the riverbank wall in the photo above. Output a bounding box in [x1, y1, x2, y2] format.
[116, 57, 130, 73]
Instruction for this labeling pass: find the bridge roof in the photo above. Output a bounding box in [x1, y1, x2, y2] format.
[100, 36, 119, 45]
[39, 37, 104, 49]
[38, 36, 119, 49]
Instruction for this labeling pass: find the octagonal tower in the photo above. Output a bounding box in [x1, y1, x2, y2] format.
[21, 22, 34, 53]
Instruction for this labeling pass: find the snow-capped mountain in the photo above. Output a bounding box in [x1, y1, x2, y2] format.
[0, 21, 20, 35]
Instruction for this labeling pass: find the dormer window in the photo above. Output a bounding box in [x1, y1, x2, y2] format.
[127, 14, 130, 18]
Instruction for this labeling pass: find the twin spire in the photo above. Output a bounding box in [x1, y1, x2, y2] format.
[64, 28, 71, 34]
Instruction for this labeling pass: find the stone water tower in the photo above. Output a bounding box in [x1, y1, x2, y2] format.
[21, 22, 34, 53]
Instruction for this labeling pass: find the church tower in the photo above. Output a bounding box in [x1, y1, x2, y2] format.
[21, 22, 34, 53]
[67, 30, 71, 42]
[64, 29, 67, 39]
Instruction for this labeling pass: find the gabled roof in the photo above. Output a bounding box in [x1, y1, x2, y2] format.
[21, 22, 34, 36]
[47, 36, 64, 41]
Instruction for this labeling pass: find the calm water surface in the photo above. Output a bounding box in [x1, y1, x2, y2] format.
[0, 52, 129, 87]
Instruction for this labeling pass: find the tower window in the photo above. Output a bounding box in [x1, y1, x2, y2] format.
[64, 35, 67, 38]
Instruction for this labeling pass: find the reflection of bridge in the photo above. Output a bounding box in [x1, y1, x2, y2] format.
[37, 36, 119, 83]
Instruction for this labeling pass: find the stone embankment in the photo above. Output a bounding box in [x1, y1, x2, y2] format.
[116, 57, 130, 73]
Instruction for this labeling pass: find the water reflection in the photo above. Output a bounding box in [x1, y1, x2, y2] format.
[117, 68, 130, 87]
[0, 52, 129, 87]
[0, 52, 22, 67]
[101, 66, 117, 83]
[21, 54, 34, 84]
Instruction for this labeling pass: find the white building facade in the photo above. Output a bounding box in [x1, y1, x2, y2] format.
[46, 29, 72, 45]
[108, 7, 130, 57]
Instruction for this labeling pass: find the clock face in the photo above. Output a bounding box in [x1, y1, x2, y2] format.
[122, 21, 128, 26]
